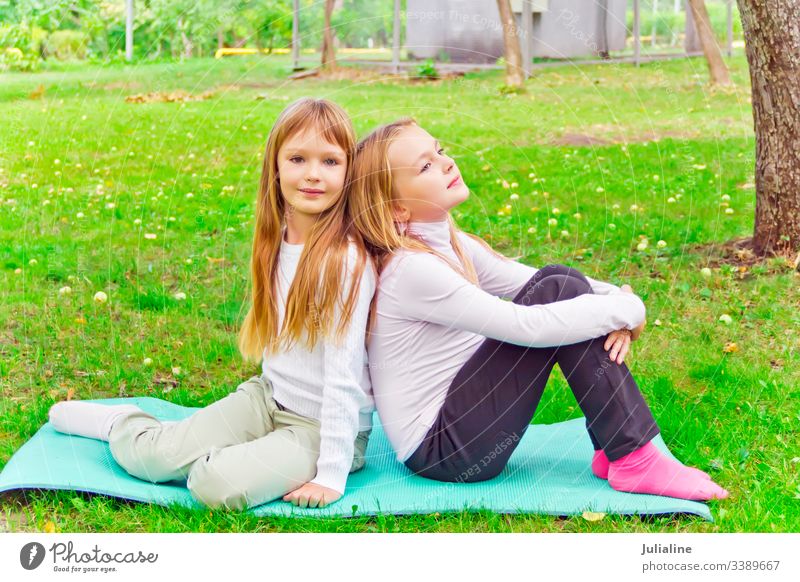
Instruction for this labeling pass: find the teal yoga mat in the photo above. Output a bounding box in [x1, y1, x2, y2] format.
[0, 397, 713, 521]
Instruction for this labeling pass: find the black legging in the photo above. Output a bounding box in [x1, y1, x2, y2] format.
[404, 263, 661, 483]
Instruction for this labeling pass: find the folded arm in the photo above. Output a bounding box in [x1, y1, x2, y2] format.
[393, 251, 645, 348]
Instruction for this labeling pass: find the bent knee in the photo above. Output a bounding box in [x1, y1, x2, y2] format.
[109, 430, 181, 484]
[540, 263, 588, 282]
[187, 456, 248, 511]
[537, 272, 592, 300]
[539, 263, 573, 276]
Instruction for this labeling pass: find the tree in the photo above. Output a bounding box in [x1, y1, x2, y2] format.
[252, 0, 293, 54]
[321, 0, 336, 69]
[177, 16, 193, 58]
[496, 0, 523, 88]
[333, 0, 395, 48]
[737, 0, 800, 256]
[687, 0, 731, 85]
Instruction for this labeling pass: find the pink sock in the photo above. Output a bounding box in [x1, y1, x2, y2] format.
[607, 441, 729, 501]
[591, 448, 713, 481]
[592, 449, 611, 479]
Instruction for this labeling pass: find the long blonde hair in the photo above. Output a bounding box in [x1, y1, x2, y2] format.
[349, 117, 505, 280]
[238, 97, 372, 363]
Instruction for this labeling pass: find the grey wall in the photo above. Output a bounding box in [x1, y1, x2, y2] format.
[532, 0, 628, 58]
[406, 0, 628, 63]
[405, 0, 504, 63]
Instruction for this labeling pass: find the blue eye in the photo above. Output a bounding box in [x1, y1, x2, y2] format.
[324, 158, 338, 166]
[290, 156, 303, 163]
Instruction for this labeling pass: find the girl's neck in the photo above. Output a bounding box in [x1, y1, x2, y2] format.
[407, 217, 452, 249]
[284, 211, 317, 244]
[409, 216, 449, 224]
[408, 212, 450, 225]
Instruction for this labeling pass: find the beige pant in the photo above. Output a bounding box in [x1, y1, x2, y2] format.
[108, 374, 371, 511]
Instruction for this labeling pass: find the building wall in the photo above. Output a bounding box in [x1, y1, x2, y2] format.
[406, 0, 628, 63]
[532, 0, 628, 58]
[405, 0, 504, 63]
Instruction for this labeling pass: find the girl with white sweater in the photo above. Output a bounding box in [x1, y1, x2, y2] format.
[349, 118, 729, 502]
[48, 98, 376, 510]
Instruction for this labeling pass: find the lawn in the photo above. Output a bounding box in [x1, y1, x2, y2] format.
[1, 54, 798, 533]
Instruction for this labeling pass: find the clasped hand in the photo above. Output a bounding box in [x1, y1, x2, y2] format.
[604, 284, 646, 364]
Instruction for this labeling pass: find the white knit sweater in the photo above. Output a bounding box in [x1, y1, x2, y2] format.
[368, 219, 647, 462]
[260, 236, 375, 493]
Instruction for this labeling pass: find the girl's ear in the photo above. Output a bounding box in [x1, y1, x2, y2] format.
[391, 202, 410, 223]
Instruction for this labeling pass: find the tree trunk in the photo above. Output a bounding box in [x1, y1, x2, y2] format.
[496, 0, 524, 87]
[125, 0, 134, 62]
[217, 30, 224, 50]
[597, 0, 610, 58]
[177, 18, 193, 59]
[182, 33, 193, 59]
[687, 0, 731, 85]
[737, 0, 800, 256]
[321, 0, 337, 70]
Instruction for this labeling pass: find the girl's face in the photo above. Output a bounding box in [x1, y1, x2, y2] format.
[386, 124, 469, 222]
[277, 127, 348, 220]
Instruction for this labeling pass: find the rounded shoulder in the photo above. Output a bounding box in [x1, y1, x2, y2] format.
[454, 229, 485, 255]
[382, 249, 453, 283]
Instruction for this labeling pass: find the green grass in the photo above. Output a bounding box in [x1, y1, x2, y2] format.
[1, 54, 798, 533]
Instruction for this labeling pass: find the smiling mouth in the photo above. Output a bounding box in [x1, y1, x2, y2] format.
[447, 175, 461, 189]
